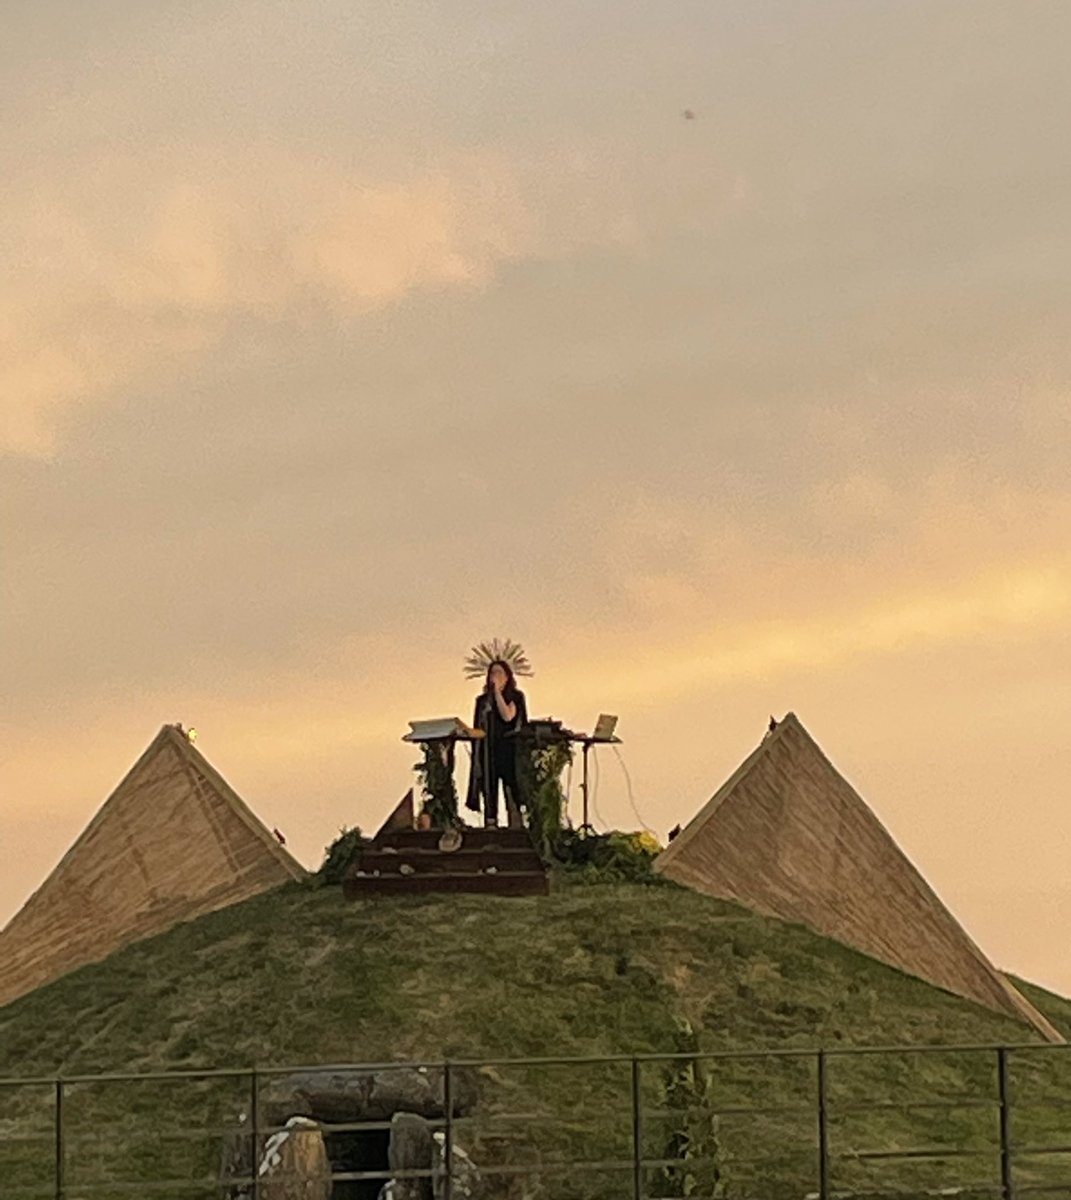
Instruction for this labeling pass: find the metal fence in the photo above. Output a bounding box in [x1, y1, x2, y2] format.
[1, 1040, 1069, 1199]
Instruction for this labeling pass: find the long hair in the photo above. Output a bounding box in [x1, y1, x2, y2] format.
[484, 658, 520, 702]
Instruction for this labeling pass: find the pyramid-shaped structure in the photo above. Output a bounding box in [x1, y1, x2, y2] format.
[0, 725, 305, 1009]
[656, 713, 1062, 1043]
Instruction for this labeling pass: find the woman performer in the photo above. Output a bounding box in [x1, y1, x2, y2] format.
[466, 658, 529, 827]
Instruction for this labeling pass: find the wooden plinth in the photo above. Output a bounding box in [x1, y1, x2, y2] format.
[342, 827, 549, 899]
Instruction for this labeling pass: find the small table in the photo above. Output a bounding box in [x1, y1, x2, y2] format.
[509, 722, 622, 837]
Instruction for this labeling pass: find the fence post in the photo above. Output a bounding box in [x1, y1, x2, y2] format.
[443, 1061, 454, 1200]
[54, 1079, 64, 1200]
[997, 1047, 1014, 1200]
[631, 1056, 644, 1200]
[817, 1051, 830, 1200]
[249, 1068, 259, 1200]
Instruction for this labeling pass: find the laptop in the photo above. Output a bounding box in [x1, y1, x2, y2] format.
[591, 713, 618, 741]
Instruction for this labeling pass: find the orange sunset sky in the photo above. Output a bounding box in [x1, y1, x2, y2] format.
[2, 1, 1069, 996]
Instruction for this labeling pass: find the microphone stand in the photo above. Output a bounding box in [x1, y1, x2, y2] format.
[482, 686, 494, 828]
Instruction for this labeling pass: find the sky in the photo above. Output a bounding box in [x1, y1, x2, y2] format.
[2, 1, 1070, 996]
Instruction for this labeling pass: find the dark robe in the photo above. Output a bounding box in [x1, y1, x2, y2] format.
[465, 687, 528, 822]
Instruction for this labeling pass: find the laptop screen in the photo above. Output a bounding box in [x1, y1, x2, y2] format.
[593, 714, 618, 740]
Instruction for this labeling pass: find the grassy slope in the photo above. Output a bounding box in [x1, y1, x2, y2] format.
[1, 877, 1068, 1199]
[1009, 976, 1071, 1039]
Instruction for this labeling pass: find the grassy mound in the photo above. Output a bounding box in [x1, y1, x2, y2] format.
[0, 875, 1068, 1198]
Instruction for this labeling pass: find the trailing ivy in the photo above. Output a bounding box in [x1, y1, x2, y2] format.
[517, 738, 573, 859]
[312, 826, 368, 886]
[656, 1018, 726, 1197]
[415, 741, 460, 827]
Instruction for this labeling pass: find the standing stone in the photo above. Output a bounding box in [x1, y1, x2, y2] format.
[258, 1116, 332, 1200]
[431, 1131, 481, 1200]
[220, 1117, 254, 1197]
[387, 1112, 434, 1200]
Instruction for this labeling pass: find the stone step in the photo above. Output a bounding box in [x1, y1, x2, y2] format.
[373, 827, 533, 852]
[343, 870, 549, 899]
[357, 848, 543, 876]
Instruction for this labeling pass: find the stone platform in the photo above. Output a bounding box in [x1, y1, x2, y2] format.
[342, 826, 549, 899]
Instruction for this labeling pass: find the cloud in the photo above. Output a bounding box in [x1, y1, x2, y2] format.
[0, 148, 535, 459]
[0, 126, 746, 460]
[555, 560, 1071, 714]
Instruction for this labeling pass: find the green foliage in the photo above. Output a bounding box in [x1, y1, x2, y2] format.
[552, 828, 668, 884]
[415, 742, 459, 827]
[517, 739, 573, 858]
[513, 738, 665, 884]
[656, 1018, 725, 1197]
[312, 826, 367, 886]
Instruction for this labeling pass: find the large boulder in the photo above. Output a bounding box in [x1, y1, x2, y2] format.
[261, 1067, 478, 1128]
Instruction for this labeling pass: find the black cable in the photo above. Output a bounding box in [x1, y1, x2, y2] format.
[611, 745, 656, 835]
[591, 747, 606, 829]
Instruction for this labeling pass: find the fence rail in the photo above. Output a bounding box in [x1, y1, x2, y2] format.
[1, 1040, 1068, 1199]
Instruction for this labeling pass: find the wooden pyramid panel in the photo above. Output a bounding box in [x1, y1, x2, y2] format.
[656, 713, 1062, 1043]
[0, 726, 304, 1008]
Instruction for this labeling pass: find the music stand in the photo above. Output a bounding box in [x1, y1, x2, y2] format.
[402, 718, 485, 827]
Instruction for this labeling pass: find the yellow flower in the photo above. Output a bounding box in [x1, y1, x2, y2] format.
[614, 830, 664, 855]
[634, 831, 664, 855]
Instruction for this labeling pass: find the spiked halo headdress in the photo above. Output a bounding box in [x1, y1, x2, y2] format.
[463, 637, 534, 680]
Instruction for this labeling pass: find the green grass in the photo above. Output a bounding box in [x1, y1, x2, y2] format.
[0, 875, 1068, 1199]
